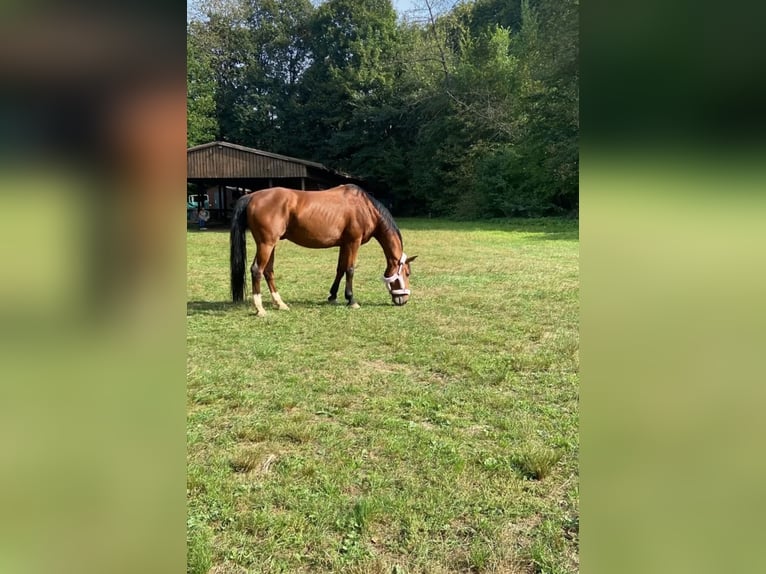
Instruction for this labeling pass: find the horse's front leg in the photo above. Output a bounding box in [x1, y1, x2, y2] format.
[264, 249, 289, 311]
[327, 270, 344, 304]
[344, 267, 360, 309]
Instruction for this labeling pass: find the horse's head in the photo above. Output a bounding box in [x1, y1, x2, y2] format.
[383, 254, 417, 306]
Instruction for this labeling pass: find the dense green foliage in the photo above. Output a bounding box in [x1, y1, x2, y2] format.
[187, 0, 578, 216]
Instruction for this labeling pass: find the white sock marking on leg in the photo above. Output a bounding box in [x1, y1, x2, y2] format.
[253, 293, 266, 316]
[271, 292, 289, 310]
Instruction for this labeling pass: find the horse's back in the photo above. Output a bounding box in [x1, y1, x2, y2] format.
[245, 185, 372, 248]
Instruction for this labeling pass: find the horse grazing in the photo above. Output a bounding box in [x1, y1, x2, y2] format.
[230, 184, 416, 316]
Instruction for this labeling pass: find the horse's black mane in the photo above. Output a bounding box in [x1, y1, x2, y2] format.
[348, 184, 402, 243]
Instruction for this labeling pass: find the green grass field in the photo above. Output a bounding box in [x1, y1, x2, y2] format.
[187, 218, 579, 574]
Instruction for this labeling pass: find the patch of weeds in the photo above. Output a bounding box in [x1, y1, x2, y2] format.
[337, 498, 376, 560]
[480, 456, 503, 471]
[187, 471, 207, 496]
[526, 517, 569, 574]
[353, 498, 375, 530]
[427, 411, 453, 427]
[279, 423, 315, 444]
[187, 517, 213, 574]
[513, 445, 562, 480]
[467, 537, 494, 572]
[229, 450, 262, 473]
[279, 398, 300, 410]
[562, 511, 579, 544]
[395, 514, 427, 553]
[348, 412, 370, 427]
[234, 424, 269, 443]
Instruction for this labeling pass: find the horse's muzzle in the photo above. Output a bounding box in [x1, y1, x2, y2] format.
[393, 295, 409, 306]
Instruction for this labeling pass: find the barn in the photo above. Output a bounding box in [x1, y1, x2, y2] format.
[187, 141, 369, 225]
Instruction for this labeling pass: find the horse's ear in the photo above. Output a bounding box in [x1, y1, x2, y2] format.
[406, 255, 418, 264]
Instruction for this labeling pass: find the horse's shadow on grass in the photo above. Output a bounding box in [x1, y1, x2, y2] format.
[187, 298, 391, 316]
[288, 298, 392, 309]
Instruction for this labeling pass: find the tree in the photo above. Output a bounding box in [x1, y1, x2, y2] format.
[185, 0, 579, 217]
[236, 0, 314, 153]
[294, 0, 400, 168]
[187, 23, 219, 146]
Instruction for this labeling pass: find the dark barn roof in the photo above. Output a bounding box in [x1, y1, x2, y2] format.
[187, 141, 364, 189]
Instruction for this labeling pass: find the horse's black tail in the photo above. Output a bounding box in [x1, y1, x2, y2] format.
[230, 194, 253, 303]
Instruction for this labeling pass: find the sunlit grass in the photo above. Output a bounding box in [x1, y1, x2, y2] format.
[187, 218, 578, 573]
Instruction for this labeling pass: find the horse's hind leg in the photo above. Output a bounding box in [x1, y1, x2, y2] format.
[328, 248, 346, 304]
[250, 243, 274, 317]
[264, 249, 289, 311]
[344, 241, 362, 309]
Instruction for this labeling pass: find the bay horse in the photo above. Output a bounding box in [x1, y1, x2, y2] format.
[230, 184, 416, 316]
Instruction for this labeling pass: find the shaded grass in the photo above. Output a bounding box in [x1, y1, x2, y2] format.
[188, 218, 579, 573]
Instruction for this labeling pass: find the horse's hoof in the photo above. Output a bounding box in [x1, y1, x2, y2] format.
[277, 304, 290, 311]
[255, 310, 267, 317]
[328, 298, 339, 305]
[348, 302, 361, 309]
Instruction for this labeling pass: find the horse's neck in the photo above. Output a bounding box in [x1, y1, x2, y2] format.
[374, 227, 402, 268]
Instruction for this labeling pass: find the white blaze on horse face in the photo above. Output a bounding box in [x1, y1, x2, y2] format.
[253, 293, 267, 316]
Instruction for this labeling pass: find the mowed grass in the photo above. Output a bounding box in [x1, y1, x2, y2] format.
[187, 218, 579, 574]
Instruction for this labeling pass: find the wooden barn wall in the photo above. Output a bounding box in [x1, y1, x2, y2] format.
[187, 145, 309, 179]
